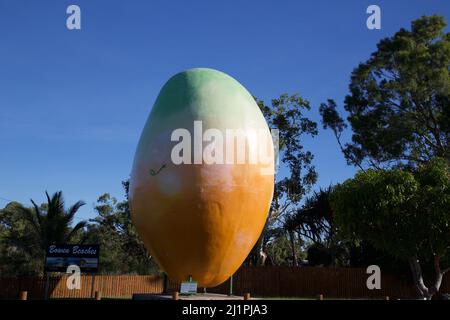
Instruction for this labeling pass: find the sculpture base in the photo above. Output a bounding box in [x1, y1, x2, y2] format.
[132, 293, 249, 300]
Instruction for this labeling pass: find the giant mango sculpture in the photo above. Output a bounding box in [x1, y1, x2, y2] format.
[130, 68, 275, 287]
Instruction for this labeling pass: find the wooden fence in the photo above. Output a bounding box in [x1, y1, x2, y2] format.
[1, 266, 449, 299]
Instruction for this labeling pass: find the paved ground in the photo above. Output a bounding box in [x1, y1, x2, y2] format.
[132, 293, 252, 300]
[179, 293, 251, 300]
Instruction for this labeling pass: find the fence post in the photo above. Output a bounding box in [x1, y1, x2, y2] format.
[228, 275, 233, 296]
[44, 273, 50, 300]
[90, 274, 96, 299]
[95, 291, 102, 300]
[163, 273, 169, 294]
[19, 291, 28, 300]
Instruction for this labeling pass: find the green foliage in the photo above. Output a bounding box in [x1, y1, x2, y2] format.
[332, 158, 450, 260]
[331, 158, 450, 298]
[348, 240, 410, 281]
[284, 187, 353, 267]
[21, 191, 87, 251]
[258, 93, 318, 209]
[0, 184, 159, 275]
[0, 202, 43, 275]
[321, 15, 450, 168]
[265, 230, 305, 266]
[0, 192, 87, 275]
[307, 243, 332, 266]
[285, 187, 333, 244]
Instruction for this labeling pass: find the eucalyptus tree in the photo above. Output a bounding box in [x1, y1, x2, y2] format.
[250, 94, 318, 265]
[320, 15, 450, 169]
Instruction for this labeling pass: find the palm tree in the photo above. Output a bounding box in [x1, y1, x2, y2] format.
[285, 187, 334, 243]
[19, 191, 87, 251]
[283, 186, 335, 266]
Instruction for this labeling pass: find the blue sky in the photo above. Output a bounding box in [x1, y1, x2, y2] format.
[0, 0, 449, 221]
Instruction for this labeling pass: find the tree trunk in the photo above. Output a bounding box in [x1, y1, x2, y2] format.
[429, 255, 446, 298]
[257, 243, 267, 266]
[408, 255, 447, 300]
[256, 213, 272, 266]
[409, 256, 430, 299]
[328, 227, 336, 267]
[288, 231, 298, 267]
